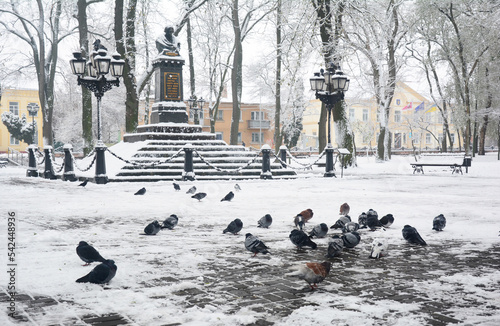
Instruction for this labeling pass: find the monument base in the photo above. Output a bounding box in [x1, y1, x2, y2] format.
[150, 101, 188, 124]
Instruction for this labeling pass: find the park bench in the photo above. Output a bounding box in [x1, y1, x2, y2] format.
[410, 154, 471, 175]
[0, 160, 8, 168]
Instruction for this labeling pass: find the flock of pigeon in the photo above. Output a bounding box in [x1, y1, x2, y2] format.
[74, 182, 447, 291]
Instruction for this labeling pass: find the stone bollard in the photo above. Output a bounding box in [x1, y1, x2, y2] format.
[94, 141, 108, 184]
[279, 145, 287, 168]
[26, 144, 39, 177]
[182, 143, 195, 181]
[324, 145, 336, 178]
[260, 144, 273, 179]
[43, 146, 57, 179]
[62, 144, 77, 182]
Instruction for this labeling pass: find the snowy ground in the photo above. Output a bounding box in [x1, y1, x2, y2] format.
[1, 153, 500, 325]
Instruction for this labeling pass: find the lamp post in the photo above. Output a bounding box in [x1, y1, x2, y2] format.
[69, 40, 125, 184]
[188, 95, 205, 125]
[310, 62, 349, 177]
[27, 102, 39, 145]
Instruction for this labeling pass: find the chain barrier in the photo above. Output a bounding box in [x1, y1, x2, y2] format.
[192, 148, 261, 174]
[72, 150, 97, 172]
[271, 148, 328, 171]
[35, 149, 45, 165]
[54, 162, 65, 173]
[106, 147, 184, 168]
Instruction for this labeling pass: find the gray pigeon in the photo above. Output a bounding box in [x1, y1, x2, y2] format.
[76, 259, 117, 284]
[221, 191, 234, 202]
[257, 214, 273, 228]
[161, 214, 179, 230]
[191, 192, 207, 201]
[366, 211, 382, 231]
[309, 223, 329, 238]
[342, 222, 360, 233]
[223, 218, 243, 235]
[402, 225, 427, 246]
[186, 186, 196, 194]
[331, 215, 351, 229]
[234, 184, 241, 191]
[379, 214, 394, 228]
[327, 236, 344, 258]
[341, 231, 361, 248]
[173, 183, 180, 191]
[289, 229, 317, 249]
[432, 214, 446, 231]
[358, 212, 368, 229]
[134, 187, 146, 195]
[245, 233, 270, 256]
[79, 180, 88, 187]
[144, 220, 161, 235]
[76, 241, 106, 266]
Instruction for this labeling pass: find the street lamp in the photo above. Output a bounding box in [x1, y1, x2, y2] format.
[27, 102, 39, 145]
[69, 40, 125, 184]
[310, 62, 349, 177]
[188, 95, 205, 125]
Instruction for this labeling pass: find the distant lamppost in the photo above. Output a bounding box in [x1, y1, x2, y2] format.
[69, 40, 125, 184]
[310, 62, 349, 177]
[27, 102, 40, 145]
[188, 95, 205, 125]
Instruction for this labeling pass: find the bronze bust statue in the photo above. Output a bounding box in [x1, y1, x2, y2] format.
[156, 26, 181, 55]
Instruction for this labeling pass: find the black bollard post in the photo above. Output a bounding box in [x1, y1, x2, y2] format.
[324, 145, 336, 178]
[279, 145, 287, 168]
[43, 146, 57, 179]
[182, 144, 195, 181]
[94, 142, 108, 184]
[26, 144, 39, 177]
[260, 144, 273, 179]
[62, 144, 77, 182]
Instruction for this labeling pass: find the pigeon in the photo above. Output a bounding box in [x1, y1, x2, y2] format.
[339, 202, 350, 215]
[76, 259, 117, 284]
[223, 218, 243, 235]
[234, 184, 241, 191]
[402, 225, 427, 246]
[257, 214, 273, 228]
[327, 236, 344, 258]
[432, 214, 446, 231]
[367, 208, 378, 219]
[294, 208, 314, 230]
[134, 187, 146, 195]
[245, 233, 270, 256]
[309, 223, 329, 238]
[78, 180, 88, 187]
[366, 211, 382, 231]
[294, 215, 305, 230]
[342, 222, 360, 234]
[369, 238, 388, 259]
[144, 220, 161, 235]
[173, 183, 180, 191]
[186, 186, 197, 194]
[76, 241, 106, 266]
[341, 231, 361, 248]
[287, 262, 331, 290]
[358, 212, 368, 229]
[161, 214, 179, 230]
[289, 229, 317, 249]
[191, 192, 207, 201]
[330, 215, 351, 229]
[221, 191, 234, 202]
[379, 214, 394, 228]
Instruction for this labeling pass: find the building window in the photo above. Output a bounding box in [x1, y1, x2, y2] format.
[312, 131, 317, 136]
[394, 110, 401, 123]
[216, 110, 223, 121]
[251, 111, 265, 121]
[403, 133, 406, 144]
[426, 133, 431, 144]
[237, 132, 242, 143]
[396, 99, 401, 105]
[362, 109, 369, 122]
[10, 135, 20, 145]
[437, 113, 443, 124]
[349, 109, 355, 121]
[252, 132, 264, 143]
[438, 133, 443, 144]
[215, 132, 223, 140]
[451, 133, 455, 143]
[413, 132, 420, 144]
[9, 102, 19, 115]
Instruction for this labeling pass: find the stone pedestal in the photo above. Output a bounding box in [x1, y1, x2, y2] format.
[150, 54, 187, 124]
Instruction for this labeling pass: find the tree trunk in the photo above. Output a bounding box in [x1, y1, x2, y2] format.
[274, 0, 282, 151]
[478, 115, 488, 155]
[187, 17, 196, 96]
[230, 0, 242, 145]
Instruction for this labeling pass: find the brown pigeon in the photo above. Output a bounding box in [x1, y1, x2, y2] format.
[287, 261, 331, 290]
[339, 202, 350, 216]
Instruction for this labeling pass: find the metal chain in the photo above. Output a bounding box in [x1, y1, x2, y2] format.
[74, 154, 97, 172]
[35, 149, 45, 165]
[106, 147, 184, 168]
[192, 148, 261, 173]
[271, 148, 328, 171]
[71, 149, 96, 172]
[54, 162, 65, 173]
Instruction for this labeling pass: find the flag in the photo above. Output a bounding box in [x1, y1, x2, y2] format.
[402, 102, 412, 110]
[414, 102, 425, 112]
[426, 104, 438, 113]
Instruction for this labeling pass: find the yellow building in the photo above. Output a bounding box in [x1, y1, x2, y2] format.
[0, 87, 43, 152]
[300, 82, 455, 151]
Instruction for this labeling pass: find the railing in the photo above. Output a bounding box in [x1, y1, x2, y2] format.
[247, 120, 270, 129]
[7, 147, 28, 166]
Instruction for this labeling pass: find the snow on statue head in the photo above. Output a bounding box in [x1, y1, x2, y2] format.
[156, 25, 181, 55]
